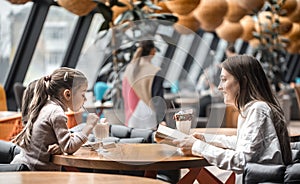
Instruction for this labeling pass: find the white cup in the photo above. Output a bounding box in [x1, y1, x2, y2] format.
[176, 120, 191, 135]
[93, 122, 109, 141]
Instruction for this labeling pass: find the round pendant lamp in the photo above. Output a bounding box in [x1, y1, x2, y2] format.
[288, 0, 300, 22]
[165, 0, 200, 15]
[193, 0, 228, 31]
[240, 15, 255, 41]
[216, 20, 243, 42]
[57, 0, 97, 16]
[174, 13, 200, 34]
[237, 0, 265, 13]
[280, 0, 297, 16]
[225, 0, 248, 22]
[284, 23, 300, 42]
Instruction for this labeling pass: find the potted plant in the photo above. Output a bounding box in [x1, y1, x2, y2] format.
[252, 0, 290, 92]
[252, 0, 293, 122]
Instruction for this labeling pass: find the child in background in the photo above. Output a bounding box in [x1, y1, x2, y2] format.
[11, 67, 99, 171]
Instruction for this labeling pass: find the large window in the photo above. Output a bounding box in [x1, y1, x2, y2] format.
[0, 1, 32, 84]
[24, 5, 78, 85]
[76, 14, 107, 90]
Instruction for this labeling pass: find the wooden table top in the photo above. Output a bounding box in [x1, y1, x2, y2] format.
[0, 172, 168, 184]
[52, 143, 209, 171]
[192, 127, 300, 138]
[0, 111, 21, 120]
[191, 128, 236, 136]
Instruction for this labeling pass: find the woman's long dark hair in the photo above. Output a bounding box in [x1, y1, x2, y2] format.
[221, 55, 292, 165]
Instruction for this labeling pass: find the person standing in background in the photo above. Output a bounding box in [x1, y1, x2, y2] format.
[122, 40, 166, 130]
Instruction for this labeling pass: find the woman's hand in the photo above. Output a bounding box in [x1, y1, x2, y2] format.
[47, 144, 63, 155]
[173, 135, 198, 156]
[172, 133, 205, 156]
[192, 132, 206, 142]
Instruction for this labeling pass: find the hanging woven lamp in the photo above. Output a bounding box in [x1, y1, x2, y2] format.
[240, 15, 255, 41]
[155, 1, 172, 13]
[287, 41, 300, 53]
[225, 0, 248, 22]
[280, 0, 297, 16]
[216, 20, 243, 42]
[278, 16, 293, 34]
[288, 0, 300, 22]
[237, 0, 265, 13]
[284, 23, 300, 42]
[7, 0, 31, 4]
[174, 13, 200, 34]
[57, 0, 97, 16]
[248, 38, 260, 48]
[193, 0, 228, 32]
[165, 0, 200, 15]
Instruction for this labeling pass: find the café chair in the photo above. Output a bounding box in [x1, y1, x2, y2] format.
[0, 140, 28, 172]
[13, 82, 26, 110]
[107, 124, 155, 143]
[243, 149, 300, 184]
[0, 113, 23, 141]
[295, 85, 300, 113]
[0, 84, 7, 111]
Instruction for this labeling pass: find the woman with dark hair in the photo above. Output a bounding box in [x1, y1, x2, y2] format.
[174, 55, 292, 182]
[122, 40, 165, 130]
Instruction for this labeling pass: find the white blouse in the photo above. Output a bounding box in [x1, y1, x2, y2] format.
[192, 101, 284, 181]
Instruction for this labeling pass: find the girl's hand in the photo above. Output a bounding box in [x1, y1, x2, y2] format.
[173, 135, 198, 156]
[47, 144, 63, 155]
[86, 113, 99, 127]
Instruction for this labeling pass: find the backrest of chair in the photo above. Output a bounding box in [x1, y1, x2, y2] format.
[0, 84, 7, 111]
[243, 163, 285, 184]
[0, 140, 20, 164]
[295, 85, 300, 112]
[13, 82, 26, 110]
[0, 113, 23, 141]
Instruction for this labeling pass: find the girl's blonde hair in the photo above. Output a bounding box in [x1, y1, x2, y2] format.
[13, 67, 87, 147]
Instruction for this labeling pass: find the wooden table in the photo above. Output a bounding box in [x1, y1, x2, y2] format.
[191, 128, 236, 136]
[52, 143, 210, 184]
[192, 127, 300, 141]
[0, 111, 22, 141]
[0, 171, 168, 184]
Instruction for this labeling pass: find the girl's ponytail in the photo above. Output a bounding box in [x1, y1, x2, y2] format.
[13, 76, 49, 147]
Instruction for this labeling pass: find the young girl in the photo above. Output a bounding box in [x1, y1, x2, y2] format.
[11, 67, 99, 171]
